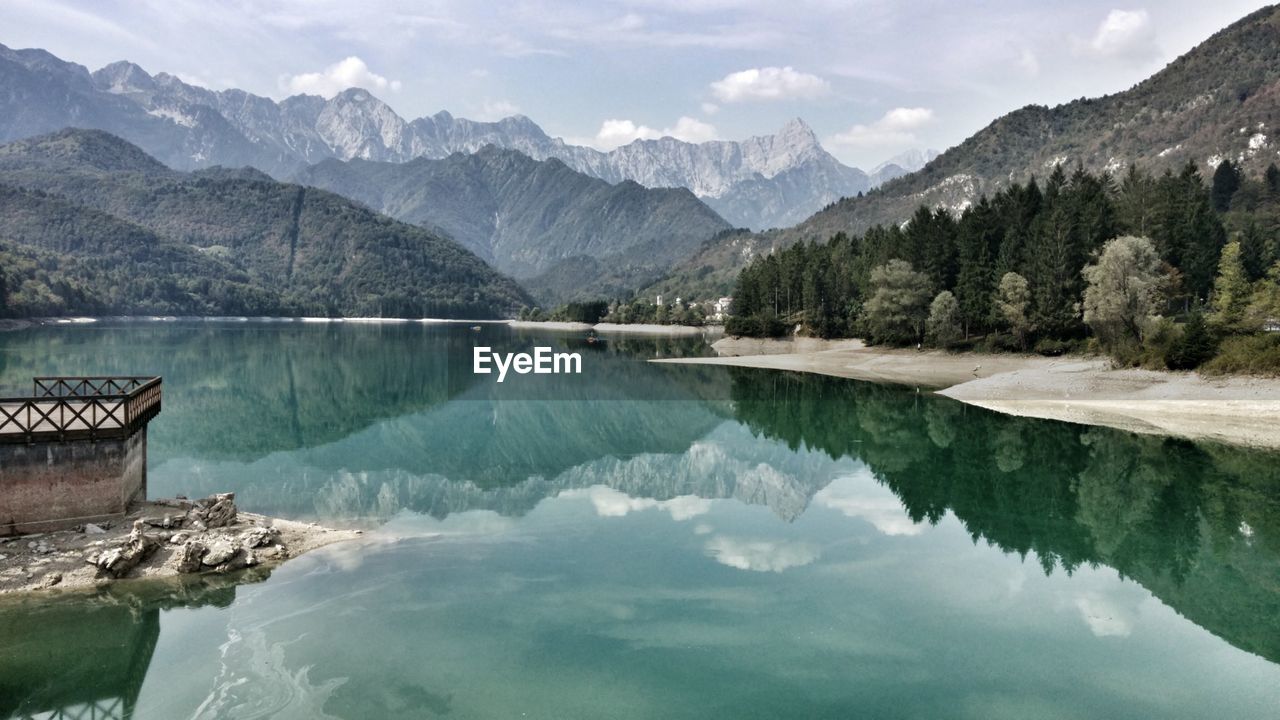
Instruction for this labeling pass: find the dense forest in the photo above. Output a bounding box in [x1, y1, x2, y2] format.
[726, 160, 1280, 371]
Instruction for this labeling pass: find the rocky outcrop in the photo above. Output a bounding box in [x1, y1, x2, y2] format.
[187, 492, 238, 529]
[1, 495, 359, 595]
[87, 520, 159, 578]
[82, 494, 277, 579]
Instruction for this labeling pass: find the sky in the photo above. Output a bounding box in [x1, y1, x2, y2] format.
[0, 0, 1272, 169]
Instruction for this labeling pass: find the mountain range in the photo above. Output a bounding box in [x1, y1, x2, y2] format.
[0, 43, 927, 231]
[294, 147, 731, 301]
[652, 4, 1280, 298]
[5, 4, 1275, 313]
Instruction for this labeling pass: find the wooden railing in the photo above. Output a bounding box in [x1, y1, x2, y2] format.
[0, 377, 162, 443]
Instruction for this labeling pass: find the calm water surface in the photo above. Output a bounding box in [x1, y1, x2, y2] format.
[2, 321, 1280, 719]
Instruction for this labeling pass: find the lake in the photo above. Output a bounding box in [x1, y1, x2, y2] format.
[2, 321, 1279, 719]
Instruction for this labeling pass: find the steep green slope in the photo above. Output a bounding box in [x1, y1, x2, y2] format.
[0, 129, 531, 318]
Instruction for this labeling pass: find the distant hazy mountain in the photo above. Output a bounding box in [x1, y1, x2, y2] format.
[651, 4, 1280, 297]
[0, 43, 908, 230]
[0, 129, 530, 317]
[295, 146, 731, 301]
[868, 148, 941, 186]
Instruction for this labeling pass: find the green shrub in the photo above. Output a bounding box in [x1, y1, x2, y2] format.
[1034, 338, 1075, 357]
[725, 314, 788, 338]
[988, 333, 1024, 353]
[1136, 317, 1181, 369]
[1201, 333, 1280, 375]
[1164, 314, 1219, 370]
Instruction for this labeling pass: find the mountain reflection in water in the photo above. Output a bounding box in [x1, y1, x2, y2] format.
[0, 322, 1278, 718]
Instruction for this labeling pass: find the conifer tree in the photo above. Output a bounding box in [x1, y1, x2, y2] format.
[955, 198, 1000, 336]
[1212, 159, 1242, 212]
[1210, 241, 1253, 332]
[1238, 220, 1268, 282]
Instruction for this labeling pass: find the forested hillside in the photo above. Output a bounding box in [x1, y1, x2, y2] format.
[0, 129, 530, 318]
[660, 5, 1280, 295]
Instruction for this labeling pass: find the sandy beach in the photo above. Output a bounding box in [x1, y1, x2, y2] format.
[654, 337, 1280, 449]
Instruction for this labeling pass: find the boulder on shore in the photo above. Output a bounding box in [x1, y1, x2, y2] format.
[88, 520, 159, 578]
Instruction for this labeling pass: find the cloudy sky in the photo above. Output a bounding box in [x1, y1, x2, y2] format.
[0, 0, 1270, 168]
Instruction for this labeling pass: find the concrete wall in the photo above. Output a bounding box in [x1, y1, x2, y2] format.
[0, 430, 148, 536]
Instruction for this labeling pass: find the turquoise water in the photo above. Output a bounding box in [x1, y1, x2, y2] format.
[2, 321, 1280, 719]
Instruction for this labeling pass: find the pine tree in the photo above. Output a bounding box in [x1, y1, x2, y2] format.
[1239, 219, 1268, 282]
[995, 180, 1041, 277]
[1210, 241, 1253, 333]
[1164, 313, 1218, 370]
[1028, 203, 1081, 337]
[907, 206, 958, 291]
[1117, 164, 1157, 237]
[1212, 159, 1242, 212]
[1155, 163, 1227, 301]
[955, 197, 1000, 336]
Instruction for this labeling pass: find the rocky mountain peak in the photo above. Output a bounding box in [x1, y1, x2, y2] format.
[92, 61, 155, 94]
[775, 117, 820, 147]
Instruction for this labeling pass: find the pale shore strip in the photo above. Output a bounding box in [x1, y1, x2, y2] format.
[6, 316, 723, 337]
[653, 337, 1280, 450]
[507, 320, 722, 336]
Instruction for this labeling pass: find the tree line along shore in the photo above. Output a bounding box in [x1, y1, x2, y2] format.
[539, 160, 1278, 377]
[720, 160, 1280, 376]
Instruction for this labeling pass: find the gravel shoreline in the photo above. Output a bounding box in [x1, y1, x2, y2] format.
[654, 337, 1280, 449]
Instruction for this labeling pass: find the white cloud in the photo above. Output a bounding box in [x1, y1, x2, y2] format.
[705, 535, 820, 572]
[475, 98, 521, 121]
[701, 102, 720, 116]
[587, 116, 719, 150]
[564, 486, 712, 521]
[1083, 9, 1157, 59]
[709, 66, 830, 103]
[284, 56, 402, 98]
[814, 475, 924, 536]
[828, 107, 935, 149]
